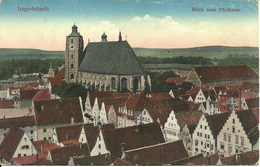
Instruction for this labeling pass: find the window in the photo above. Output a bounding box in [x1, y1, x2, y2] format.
[24, 138, 27, 141]
[43, 137, 46, 140]
[71, 55, 74, 59]
[228, 135, 231, 142]
[228, 146, 232, 153]
[70, 74, 74, 80]
[43, 129, 46, 132]
[204, 126, 207, 130]
[195, 148, 198, 152]
[71, 64, 74, 69]
[18, 154, 21, 157]
[71, 39, 73, 44]
[201, 141, 203, 145]
[200, 125, 202, 129]
[24, 154, 26, 157]
[235, 136, 239, 144]
[232, 126, 235, 133]
[98, 144, 101, 149]
[30, 130, 33, 134]
[241, 137, 244, 145]
[195, 140, 198, 146]
[224, 133, 227, 141]
[233, 119, 235, 124]
[220, 143, 224, 149]
[197, 132, 199, 136]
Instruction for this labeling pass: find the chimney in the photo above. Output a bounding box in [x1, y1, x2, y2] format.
[238, 88, 242, 111]
[121, 143, 126, 154]
[36, 153, 39, 161]
[80, 143, 82, 149]
[66, 134, 69, 139]
[119, 31, 122, 42]
[40, 144, 44, 154]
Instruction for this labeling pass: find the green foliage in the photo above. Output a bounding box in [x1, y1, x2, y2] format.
[0, 59, 64, 80]
[138, 56, 213, 65]
[52, 82, 87, 102]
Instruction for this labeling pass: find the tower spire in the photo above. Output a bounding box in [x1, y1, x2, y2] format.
[119, 31, 122, 42]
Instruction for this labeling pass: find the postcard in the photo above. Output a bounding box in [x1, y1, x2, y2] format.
[0, 0, 258, 165]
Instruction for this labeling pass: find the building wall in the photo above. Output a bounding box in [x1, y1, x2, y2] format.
[164, 110, 180, 142]
[91, 130, 109, 156]
[192, 114, 215, 157]
[217, 111, 252, 157]
[107, 105, 117, 127]
[180, 125, 193, 156]
[13, 133, 37, 158]
[99, 103, 108, 125]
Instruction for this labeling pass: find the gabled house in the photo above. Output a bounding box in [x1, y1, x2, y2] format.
[117, 93, 154, 128]
[122, 140, 189, 165]
[33, 97, 84, 141]
[0, 127, 37, 165]
[46, 143, 90, 165]
[185, 65, 258, 87]
[91, 123, 165, 161]
[241, 97, 259, 110]
[217, 110, 259, 157]
[169, 89, 186, 98]
[192, 112, 230, 156]
[181, 124, 197, 156]
[164, 110, 203, 142]
[0, 116, 36, 144]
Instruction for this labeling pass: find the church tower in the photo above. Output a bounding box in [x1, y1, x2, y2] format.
[48, 62, 55, 78]
[65, 24, 84, 83]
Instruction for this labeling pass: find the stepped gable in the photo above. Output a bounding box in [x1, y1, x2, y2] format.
[236, 110, 259, 145]
[79, 41, 145, 75]
[102, 123, 165, 160]
[193, 65, 258, 82]
[0, 116, 35, 129]
[34, 98, 84, 126]
[124, 93, 154, 111]
[205, 112, 230, 140]
[124, 140, 189, 165]
[0, 127, 25, 162]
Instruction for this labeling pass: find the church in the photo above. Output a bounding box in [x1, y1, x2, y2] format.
[65, 24, 151, 93]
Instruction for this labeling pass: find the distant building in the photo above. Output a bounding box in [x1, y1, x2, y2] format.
[185, 65, 258, 87]
[65, 24, 151, 93]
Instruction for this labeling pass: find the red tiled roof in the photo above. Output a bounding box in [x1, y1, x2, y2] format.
[89, 91, 114, 108]
[193, 65, 258, 82]
[251, 108, 259, 123]
[0, 116, 36, 129]
[55, 124, 83, 144]
[0, 100, 13, 109]
[206, 112, 231, 140]
[165, 77, 186, 84]
[220, 150, 259, 165]
[83, 124, 100, 151]
[185, 86, 210, 95]
[102, 123, 165, 161]
[49, 144, 90, 165]
[171, 154, 203, 165]
[151, 98, 190, 111]
[0, 127, 25, 162]
[112, 93, 131, 98]
[20, 89, 41, 100]
[21, 82, 44, 90]
[124, 93, 154, 111]
[112, 158, 133, 166]
[73, 154, 112, 165]
[33, 89, 51, 101]
[175, 110, 203, 129]
[241, 91, 258, 99]
[184, 153, 220, 165]
[145, 107, 172, 127]
[47, 71, 65, 88]
[147, 93, 173, 101]
[124, 140, 189, 165]
[236, 110, 259, 145]
[245, 98, 259, 110]
[34, 98, 84, 126]
[33, 140, 60, 159]
[169, 89, 186, 98]
[12, 155, 38, 165]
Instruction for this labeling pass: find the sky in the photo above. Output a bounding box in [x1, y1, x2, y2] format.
[0, 0, 258, 50]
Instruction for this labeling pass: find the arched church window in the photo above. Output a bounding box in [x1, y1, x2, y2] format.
[70, 74, 74, 80]
[71, 64, 74, 69]
[71, 39, 73, 44]
[111, 78, 116, 90]
[121, 78, 127, 92]
[71, 55, 74, 59]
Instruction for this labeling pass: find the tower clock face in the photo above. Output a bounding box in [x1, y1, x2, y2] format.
[70, 44, 74, 49]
